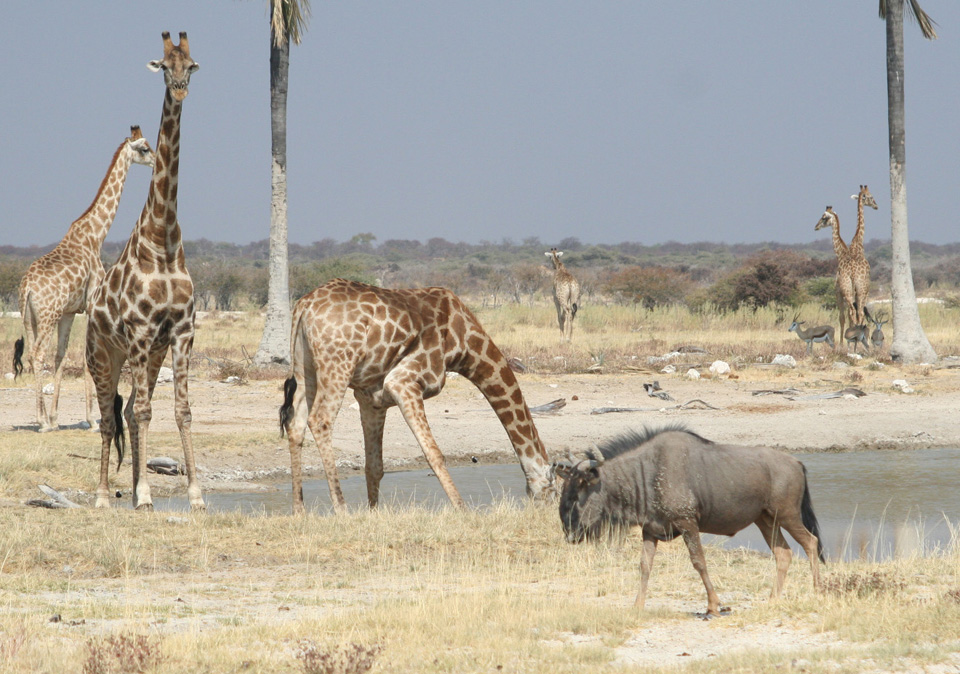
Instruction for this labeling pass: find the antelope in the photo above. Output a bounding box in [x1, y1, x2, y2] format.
[843, 325, 869, 354]
[788, 316, 835, 355]
[867, 309, 888, 350]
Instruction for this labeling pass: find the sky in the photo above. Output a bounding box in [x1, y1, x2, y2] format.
[2, 2, 959, 249]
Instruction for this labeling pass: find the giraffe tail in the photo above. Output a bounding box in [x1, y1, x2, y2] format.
[279, 377, 297, 437]
[113, 393, 125, 469]
[571, 302, 579, 319]
[13, 337, 24, 379]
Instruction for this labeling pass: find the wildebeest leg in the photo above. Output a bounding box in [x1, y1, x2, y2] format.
[679, 521, 723, 615]
[634, 535, 658, 609]
[756, 514, 792, 598]
[779, 516, 823, 592]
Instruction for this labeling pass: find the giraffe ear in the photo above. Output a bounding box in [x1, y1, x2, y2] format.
[544, 252, 552, 257]
[850, 194, 857, 200]
[147, 60, 164, 72]
[188, 61, 200, 73]
[556, 251, 563, 258]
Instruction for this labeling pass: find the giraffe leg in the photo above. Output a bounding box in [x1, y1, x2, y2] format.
[355, 391, 388, 507]
[49, 314, 76, 430]
[170, 336, 204, 511]
[88, 340, 124, 509]
[30, 322, 55, 432]
[285, 365, 314, 514]
[302, 352, 353, 512]
[125, 346, 158, 511]
[83, 358, 99, 432]
[384, 376, 465, 509]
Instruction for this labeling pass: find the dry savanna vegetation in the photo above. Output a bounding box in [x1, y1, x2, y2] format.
[3, 257, 960, 672]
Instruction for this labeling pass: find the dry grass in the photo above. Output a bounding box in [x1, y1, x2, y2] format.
[0, 500, 959, 673]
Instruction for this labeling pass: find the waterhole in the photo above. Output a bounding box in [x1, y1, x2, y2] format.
[155, 448, 960, 560]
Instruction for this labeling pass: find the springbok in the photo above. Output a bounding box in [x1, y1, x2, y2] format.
[788, 317, 835, 355]
[843, 325, 869, 354]
[868, 310, 888, 350]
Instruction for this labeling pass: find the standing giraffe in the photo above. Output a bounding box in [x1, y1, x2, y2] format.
[848, 184, 878, 325]
[815, 206, 862, 342]
[545, 248, 581, 343]
[14, 127, 155, 432]
[86, 32, 203, 511]
[279, 278, 557, 513]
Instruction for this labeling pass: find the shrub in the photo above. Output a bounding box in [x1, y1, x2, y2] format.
[603, 266, 692, 309]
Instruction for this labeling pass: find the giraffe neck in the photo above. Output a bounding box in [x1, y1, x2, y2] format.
[136, 89, 185, 268]
[829, 217, 848, 260]
[851, 194, 865, 253]
[63, 140, 136, 252]
[463, 341, 553, 486]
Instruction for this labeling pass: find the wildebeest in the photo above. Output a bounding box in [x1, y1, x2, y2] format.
[555, 425, 824, 616]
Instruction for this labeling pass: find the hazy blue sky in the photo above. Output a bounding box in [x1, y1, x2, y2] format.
[2, 2, 958, 248]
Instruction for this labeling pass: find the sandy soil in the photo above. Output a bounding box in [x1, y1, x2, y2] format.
[4, 360, 959, 488]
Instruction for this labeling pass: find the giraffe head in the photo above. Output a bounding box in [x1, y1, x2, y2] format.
[851, 185, 879, 211]
[147, 31, 199, 101]
[545, 248, 564, 269]
[124, 125, 156, 168]
[815, 206, 838, 231]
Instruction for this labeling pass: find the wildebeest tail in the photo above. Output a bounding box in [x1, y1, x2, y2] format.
[801, 464, 826, 563]
[114, 393, 125, 469]
[279, 376, 297, 437]
[13, 337, 24, 378]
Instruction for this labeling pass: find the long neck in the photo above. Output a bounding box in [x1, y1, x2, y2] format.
[136, 89, 184, 268]
[851, 195, 865, 253]
[64, 141, 134, 251]
[829, 217, 848, 259]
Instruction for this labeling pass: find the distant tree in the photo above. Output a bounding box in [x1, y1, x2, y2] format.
[604, 266, 692, 309]
[733, 261, 800, 310]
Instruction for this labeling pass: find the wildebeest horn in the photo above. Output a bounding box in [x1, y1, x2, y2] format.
[552, 459, 577, 481]
[584, 448, 605, 468]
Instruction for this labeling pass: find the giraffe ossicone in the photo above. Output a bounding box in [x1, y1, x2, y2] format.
[14, 126, 155, 433]
[86, 31, 203, 512]
[279, 278, 558, 513]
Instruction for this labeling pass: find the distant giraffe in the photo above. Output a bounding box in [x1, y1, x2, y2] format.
[545, 248, 581, 342]
[279, 278, 557, 513]
[14, 127, 155, 432]
[848, 184, 877, 325]
[86, 32, 203, 511]
[815, 206, 862, 341]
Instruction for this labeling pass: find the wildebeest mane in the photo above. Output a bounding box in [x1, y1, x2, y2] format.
[590, 423, 714, 461]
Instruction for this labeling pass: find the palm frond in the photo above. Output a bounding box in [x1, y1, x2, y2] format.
[878, 0, 937, 40]
[271, 0, 312, 47]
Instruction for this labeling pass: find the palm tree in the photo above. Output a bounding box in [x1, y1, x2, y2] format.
[254, 0, 311, 366]
[879, 0, 938, 363]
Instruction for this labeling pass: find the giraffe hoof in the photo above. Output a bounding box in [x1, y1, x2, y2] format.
[135, 503, 154, 512]
[37, 424, 58, 434]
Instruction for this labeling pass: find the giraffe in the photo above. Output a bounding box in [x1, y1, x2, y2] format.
[815, 206, 857, 343]
[279, 278, 557, 513]
[848, 184, 877, 325]
[545, 248, 581, 343]
[85, 32, 203, 511]
[14, 127, 155, 432]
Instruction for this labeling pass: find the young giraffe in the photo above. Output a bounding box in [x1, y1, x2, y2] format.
[86, 32, 203, 511]
[815, 206, 858, 343]
[14, 127, 155, 432]
[545, 248, 581, 343]
[279, 278, 557, 513]
[847, 184, 878, 326]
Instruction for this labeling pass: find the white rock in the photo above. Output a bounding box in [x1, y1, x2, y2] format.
[42, 383, 54, 395]
[708, 360, 730, 375]
[833, 361, 849, 369]
[892, 379, 915, 394]
[771, 354, 797, 368]
[847, 353, 863, 360]
[4, 372, 15, 380]
[156, 366, 174, 384]
[685, 368, 700, 380]
[224, 376, 240, 384]
[660, 364, 676, 374]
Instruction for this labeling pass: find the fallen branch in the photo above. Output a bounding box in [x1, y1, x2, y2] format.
[750, 388, 803, 397]
[787, 387, 867, 401]
[26, 484, 83, 509]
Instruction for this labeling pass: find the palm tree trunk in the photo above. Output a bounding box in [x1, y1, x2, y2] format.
[254, 32, 292, 365]
[885, 0, 936, 363]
